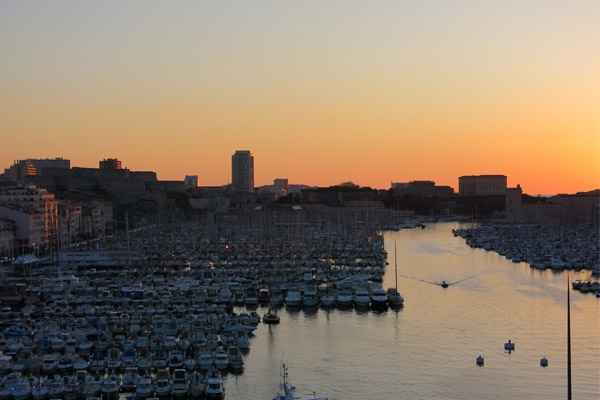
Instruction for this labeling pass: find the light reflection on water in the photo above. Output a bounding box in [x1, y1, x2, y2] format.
[224, 222, 599, 399]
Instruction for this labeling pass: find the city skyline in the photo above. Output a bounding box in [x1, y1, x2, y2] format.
[1, 1, 598, 195]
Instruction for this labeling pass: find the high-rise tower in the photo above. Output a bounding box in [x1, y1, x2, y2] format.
[231, 150, 254, 192]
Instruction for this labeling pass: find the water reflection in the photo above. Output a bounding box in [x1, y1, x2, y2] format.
[223, 222, 599, 400]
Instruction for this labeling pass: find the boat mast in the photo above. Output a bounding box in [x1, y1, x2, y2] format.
[567, 275, 572, 399]
[394, 239, 398, 291]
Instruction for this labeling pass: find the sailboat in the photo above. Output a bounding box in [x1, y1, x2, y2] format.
[320, 260, 336, 308]
[263, 304, 280, 324]
[273, 363, 328, 400]
[386, 240, 404, 308]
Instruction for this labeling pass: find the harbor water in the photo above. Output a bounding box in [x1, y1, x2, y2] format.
[225, 222, 599, 399]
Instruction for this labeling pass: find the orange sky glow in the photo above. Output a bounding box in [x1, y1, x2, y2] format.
[1, 1, 598, 195]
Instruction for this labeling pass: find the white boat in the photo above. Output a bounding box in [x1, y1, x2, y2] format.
[122, 347, 137, 367]
[48, 379, 65, 399]
[301, 290, 319, 308]
[100, 374, 120, 400]
[90, 349, 106, 373]
[204, 368, 224, 400]
[369, 285, 388, 309]
[270, 290, 284, 306]
[171, 369, 188, 399]
[81, 375, 102, 398]
[353, 287, 371, 308]
[0, 372, 22, 400]
[168, 350, 184, 369]
[245, 288, 258, 306]
[136, 377, 154, 399]
[197, 351, 213, 371]
[184, 355, 196, 371]
[57, 355, 75, 374]
[336, 290, 354, 308]
[387, 241, 405, 309]
[189, 371, 205, 398]
[122, 367, 140, 392]
[31, 378, 50, 400]
[236, 330, 250, 350]
[63, 378, 80, 400]
[213, 350, 229, 370]
[11, 381, 32, 400]
[0, 356, 13, 376]
[137, 356, 152, 374]
[154, 369, 171, 399]
[41, 355, 58, 375]
[285, 291, 302, 307]
[227, 345, 244, 371]
[273, 363, 327, 400]
[107, 347, 122, 372]
[74, 357, 90, 371]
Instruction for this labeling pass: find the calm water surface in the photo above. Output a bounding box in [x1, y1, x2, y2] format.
[224, 222, 599, 399]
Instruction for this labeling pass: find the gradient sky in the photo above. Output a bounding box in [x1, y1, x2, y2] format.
[1, 1, 598, 195]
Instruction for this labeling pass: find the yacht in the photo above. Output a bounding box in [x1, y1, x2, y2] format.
[227, 345, 244, 371]
[270, 289, 285, 307]
[204, 368, 224, 399]
[197, 351, 213, 371]
[154, 369, 171, 399]
[100, 374, 120, 400]
[214, 350, 229, 370]
[41, 355, 59, 375]
[171, 369, 189, 399]
[301, 289, 319, 308]
[122, 367, 140, 392]
[136, 377, 154, 399]
[285, 290, 302, 307]
[63, 377, 81, 400]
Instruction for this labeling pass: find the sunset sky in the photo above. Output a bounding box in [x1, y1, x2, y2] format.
[1, 1, 598, 195]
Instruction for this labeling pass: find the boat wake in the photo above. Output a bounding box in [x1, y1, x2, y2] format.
[397, 273, 477, 288]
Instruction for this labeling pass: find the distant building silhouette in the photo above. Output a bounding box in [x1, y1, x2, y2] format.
[3, 161, 36, 183]
[26, 157, 70, 172]
[184, 175, 198, 189]
[505, 184, 522, 221]
[99, 158, 122, 170]
[231, 150, 254, 192]
[391, 180, 455, 197]
[459, 175, 507, 196]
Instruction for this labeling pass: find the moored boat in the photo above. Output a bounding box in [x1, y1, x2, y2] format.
[204, 368, 224, 400]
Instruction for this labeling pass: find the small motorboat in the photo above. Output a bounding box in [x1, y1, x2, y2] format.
[205, 368, 224, 400]
[189, 371, 205, 399]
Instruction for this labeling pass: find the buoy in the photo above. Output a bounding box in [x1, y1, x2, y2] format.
[504, 339, 515, 351]
[476, 356, 484, 366]
[540, 357, 548, 367]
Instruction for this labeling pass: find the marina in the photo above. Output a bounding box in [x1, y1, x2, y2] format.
[1, 221, 599, 399]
